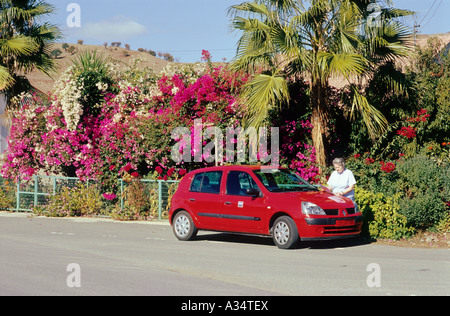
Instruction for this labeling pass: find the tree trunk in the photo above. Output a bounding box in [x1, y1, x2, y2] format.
[310, 79, 331, 174]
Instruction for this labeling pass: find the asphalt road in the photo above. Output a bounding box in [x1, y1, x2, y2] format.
[1, 212, 449, 296]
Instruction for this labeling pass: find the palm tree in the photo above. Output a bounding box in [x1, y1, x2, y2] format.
[0, 0, 61, 108]
[0, 36, 35, 90]
[229, 0, 412, 169]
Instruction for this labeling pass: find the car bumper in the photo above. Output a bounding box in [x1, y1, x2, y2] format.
[299, 215, 363, 241]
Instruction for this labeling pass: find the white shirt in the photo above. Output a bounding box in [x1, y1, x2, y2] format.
[327, 168, 356, 199]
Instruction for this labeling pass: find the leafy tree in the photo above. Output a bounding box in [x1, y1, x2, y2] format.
[67, 45, 76, 55]
[407, 37, 450, 145]
[229, 0, 412, 168]
[50, 48, 62, 59]
[0, 0, 61, 109]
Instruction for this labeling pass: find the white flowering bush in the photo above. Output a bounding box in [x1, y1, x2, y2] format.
[52, 66, 84, 131]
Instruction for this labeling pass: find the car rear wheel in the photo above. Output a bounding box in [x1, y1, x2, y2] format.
[272, 216, 299, 249]
[173, 211, 198, 241]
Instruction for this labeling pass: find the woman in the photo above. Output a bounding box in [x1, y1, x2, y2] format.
[327, 158, 357, 205]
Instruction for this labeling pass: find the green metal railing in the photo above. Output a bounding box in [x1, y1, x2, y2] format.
[0, 175, 179, 220]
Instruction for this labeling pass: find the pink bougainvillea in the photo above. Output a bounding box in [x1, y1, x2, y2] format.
[2, 52, 321, 194]
[1, 58, 251, 191]
[279, 120, 319, 183]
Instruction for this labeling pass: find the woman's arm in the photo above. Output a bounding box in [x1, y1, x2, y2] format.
[335, 184, 355, 196]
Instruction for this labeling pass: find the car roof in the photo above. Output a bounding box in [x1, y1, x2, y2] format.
[188, 165, 285, 174]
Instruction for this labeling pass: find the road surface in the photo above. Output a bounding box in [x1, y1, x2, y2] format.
[1, 212, 449, 296]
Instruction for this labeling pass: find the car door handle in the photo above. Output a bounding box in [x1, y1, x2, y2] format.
[189, 198, 196, 202]
[224, 201, 231, 205]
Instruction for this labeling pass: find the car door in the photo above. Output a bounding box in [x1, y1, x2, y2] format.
[221, 170, 268, 234]
[186, 171, 224, 229]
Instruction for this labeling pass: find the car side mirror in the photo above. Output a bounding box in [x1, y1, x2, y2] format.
[246, 188, 260, 197]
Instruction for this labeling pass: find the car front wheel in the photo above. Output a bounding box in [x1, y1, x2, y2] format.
[173, 211, 198, 241]
[272, 216, 299, 249]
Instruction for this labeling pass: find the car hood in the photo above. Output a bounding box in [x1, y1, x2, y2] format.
[280, 190, 355, 209]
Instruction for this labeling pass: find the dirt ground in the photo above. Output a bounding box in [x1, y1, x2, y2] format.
[374, 231, 450, 249]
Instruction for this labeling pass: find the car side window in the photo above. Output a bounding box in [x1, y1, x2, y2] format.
[190, 171, 222, 194]
[190, 173, 204, 192]
[226, 171, 258, 196]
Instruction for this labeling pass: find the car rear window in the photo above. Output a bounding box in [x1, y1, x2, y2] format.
[189, 171, 222, 194]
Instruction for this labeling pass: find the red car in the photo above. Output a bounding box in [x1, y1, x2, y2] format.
[169, 165, 362, 249]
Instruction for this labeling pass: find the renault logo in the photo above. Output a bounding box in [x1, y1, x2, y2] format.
[343, 210, 347, 216]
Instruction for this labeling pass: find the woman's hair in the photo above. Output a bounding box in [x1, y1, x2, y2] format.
[332, 158, 345, 167]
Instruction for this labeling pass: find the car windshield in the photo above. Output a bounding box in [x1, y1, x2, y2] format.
[253, 169, 319, 192]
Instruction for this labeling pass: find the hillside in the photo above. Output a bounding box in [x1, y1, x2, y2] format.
[399, 32, 450, 69]
[26, 43, 170, 94]
[327, 32, 450, 89]
[26, 33, 450, 94]
[413, 32, 450, 49]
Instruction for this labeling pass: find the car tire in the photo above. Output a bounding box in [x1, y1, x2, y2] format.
[272, 216, 299, 249]
[173, 211, 198, 241]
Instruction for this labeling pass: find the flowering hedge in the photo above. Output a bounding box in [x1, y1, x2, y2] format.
[2, 50, 324, 202]
[0, 53, 310, 197]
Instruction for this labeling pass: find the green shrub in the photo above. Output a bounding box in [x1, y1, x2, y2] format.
[398, 190, 446, 229]
[350, 153, 450, 231]
[32, 184, 104, 217]
[111, 178, 155, 221]
[123, 178, 151, 215]
[0, 187, 14, 210]
[395, 155, 450, 228]
[355, 187, 415, 240]
[0, 178, 16, 210]
[110, 205, 140, 221]
[436, 212, 450, 233]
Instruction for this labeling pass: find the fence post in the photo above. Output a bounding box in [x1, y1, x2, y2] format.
[16, 178, 20, 212]
[158, 180, 162, 220]
[34, 176, 38, 208]
[120, 179, 124, 210]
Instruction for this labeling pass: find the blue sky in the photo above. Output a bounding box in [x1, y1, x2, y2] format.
[47, 0, 450, 63]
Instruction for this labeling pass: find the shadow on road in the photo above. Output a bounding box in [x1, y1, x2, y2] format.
[194, 232, 373, 250]
[195, 232, 275, 247]
[300, 237, 373, 250]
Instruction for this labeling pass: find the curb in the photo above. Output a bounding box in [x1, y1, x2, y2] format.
[0, 211, 170, 225]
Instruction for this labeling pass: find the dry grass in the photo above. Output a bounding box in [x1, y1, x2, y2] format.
[26, 43, 171, 94]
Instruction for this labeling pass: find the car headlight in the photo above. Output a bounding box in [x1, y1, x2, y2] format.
[301, 202, 326, 215]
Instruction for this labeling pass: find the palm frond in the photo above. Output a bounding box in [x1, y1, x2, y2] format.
[0, 36, 36, 56]
[292, 0, 329, 27]
[318, 51, 366, 78]
[349, 85, 388, 139]
[1, 1, 55, 22]
[0, 65, 15, 89]
[369, 61, 408, 96]
[241, 72, 290, 128]
[228, 2, 270, 17]
[232, 16, 271, 33]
